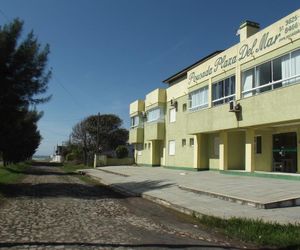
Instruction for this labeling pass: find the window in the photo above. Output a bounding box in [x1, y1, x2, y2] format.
[242, 49, 300, 97]
[136, 144, 143, 156]
[291, 49, 300, 83]
[212, 76, 235, 106]
[148, 143, 151, 149]
[255, 136, 262, 154]
[168, 140, 175, 155]
[182, 139, 186, 147]
[256, 61, 272, 93]
[189, 138, 194, 147]
[189, 86, 208, 111]
[169, 108, 176, 123]
[182, 103, 187, 112]
[214, 137, 220, 157]
[242, 68, 255, 97]
[130, 115, 139, 128]
[147, 107, 162, 122]
[144, 143, 147, 149]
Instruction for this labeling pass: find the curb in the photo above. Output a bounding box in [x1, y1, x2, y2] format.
[179, 185, 300, 209]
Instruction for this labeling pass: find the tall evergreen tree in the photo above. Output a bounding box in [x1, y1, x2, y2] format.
[0, 19, 51, 164]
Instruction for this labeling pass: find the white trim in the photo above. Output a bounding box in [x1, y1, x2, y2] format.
[168, 140, 176, 156]
[242, 73, 300, 95]
[212, 94, 236, 104]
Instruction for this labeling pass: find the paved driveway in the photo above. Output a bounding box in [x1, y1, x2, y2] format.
[0, 166, 247, 249]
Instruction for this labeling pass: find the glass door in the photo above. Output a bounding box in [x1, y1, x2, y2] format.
[273, 132, 297, 173]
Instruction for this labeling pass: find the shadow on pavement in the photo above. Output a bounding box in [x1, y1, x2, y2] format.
[0, 180, 173, 200]
[4, 166, 76, 176]
[112, 180, 174, 193]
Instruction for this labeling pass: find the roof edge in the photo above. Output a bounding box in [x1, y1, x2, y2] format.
[162, 50, 224, 84]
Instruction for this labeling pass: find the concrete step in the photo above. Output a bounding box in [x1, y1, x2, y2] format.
[179, 185, 300, 209]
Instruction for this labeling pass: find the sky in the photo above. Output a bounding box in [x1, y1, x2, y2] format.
[0, 0, 299, 155]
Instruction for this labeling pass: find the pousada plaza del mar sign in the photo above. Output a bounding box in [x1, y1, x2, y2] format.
[188, 10, 300, 86]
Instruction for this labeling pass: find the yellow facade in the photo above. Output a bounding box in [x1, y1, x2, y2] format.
[129, 9, 300, 174]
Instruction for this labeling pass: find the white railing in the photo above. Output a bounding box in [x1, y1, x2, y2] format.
[212, 94, 236, 105]
[188, 103, 209, 112]
[130, 123, 144, 129]
[242, 73, 300, 96]
[147, 116, 165, 124]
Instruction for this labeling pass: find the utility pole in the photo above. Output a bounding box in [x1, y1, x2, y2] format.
[97, 112, 100, 153]
[94, 112, 100, 168]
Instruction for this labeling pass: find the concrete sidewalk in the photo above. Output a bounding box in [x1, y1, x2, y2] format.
[80, 166, 300, 225]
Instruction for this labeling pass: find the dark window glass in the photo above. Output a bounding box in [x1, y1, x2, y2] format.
[256, 61, 272, 93]
[256, 136, 262, 154]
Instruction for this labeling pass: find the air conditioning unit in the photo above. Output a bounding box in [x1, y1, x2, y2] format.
[229, 100, 241, 112]
[170, 98, 178, 109]
[141, 111, 147, 119]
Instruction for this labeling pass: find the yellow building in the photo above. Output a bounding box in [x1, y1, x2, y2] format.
[129, 9, 300, 174]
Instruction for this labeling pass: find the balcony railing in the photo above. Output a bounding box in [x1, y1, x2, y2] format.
[212, 94, 236, 106]
[242, 74, 300, 97]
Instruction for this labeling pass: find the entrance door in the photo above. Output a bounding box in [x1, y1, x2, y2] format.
[273, 132, 297, 173]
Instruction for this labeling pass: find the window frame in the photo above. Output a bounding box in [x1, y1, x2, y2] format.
[255, 136, 262, 154]
[130, 115, 139, 128]
[241, 49, 300, 97]
[169, 107, 176, 123]
[168, 140, 176, 156]
[212, 75, 236, 106]
[188, 86, 209, 112]
[147, 107, 162, 123]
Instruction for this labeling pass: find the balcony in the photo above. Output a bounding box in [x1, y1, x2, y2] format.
[187, 81, 300, 134]
[145, 88, 166, 109]
[130, 100, 145, 116]
[129, 127, 144, 144]
[144, 122, 165, 141]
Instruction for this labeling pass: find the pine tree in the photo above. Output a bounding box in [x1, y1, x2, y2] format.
[0, 19, 51, 164]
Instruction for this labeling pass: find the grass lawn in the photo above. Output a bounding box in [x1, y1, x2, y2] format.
[62, 163, 91, 174]
[193, 213, 300, 249]
[0, 162, 29, 185]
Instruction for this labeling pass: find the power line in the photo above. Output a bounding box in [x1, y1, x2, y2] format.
[39, 118, 82, 122]
[52, 72, 86, 110]
[0, 8, 9, 21]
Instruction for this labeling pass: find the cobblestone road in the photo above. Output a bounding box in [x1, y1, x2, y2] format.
[0, 166, 249, 249]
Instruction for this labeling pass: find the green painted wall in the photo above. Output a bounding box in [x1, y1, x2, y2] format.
[164, 95, 194, 168]
[254, 130, 273, 172]
[228, 131, 245, 170]
[129, 127, 144, 144]
[135, 143, 151, 165]
[144, 122, 165, 141]
[208, 133, 220, 170]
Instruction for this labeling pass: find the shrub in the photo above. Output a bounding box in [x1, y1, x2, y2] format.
[115, 145, 128, 159]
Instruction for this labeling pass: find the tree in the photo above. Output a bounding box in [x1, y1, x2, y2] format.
[2, 110, 42, 165]
[0, 19, 51, 164]
[70, 121, 91, 165]
[115, 145, 129, 159]
[70, 114, 129, 165]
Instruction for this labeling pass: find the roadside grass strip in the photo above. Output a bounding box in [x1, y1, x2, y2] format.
[61, 163, 89, 174]
[193, 214, 300, 249]
[62, 163, 100, 185]
[0, 162, 28, 184]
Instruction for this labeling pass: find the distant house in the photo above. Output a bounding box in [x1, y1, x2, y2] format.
[50, 145, 64, 163]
